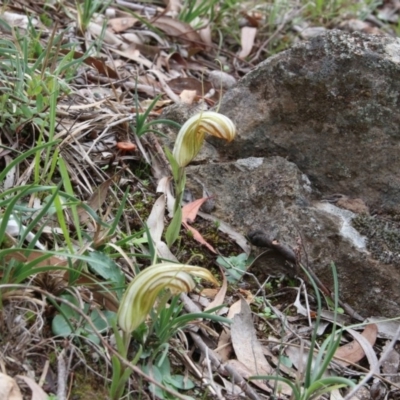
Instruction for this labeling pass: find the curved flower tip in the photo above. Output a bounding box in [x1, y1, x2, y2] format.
[117, 263, 219, 333]
[173, 111, 236, 167]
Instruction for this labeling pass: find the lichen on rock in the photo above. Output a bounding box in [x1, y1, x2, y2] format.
[353, 214, 400, 266]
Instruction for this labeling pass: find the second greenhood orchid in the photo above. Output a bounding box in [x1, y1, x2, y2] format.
[165, 111, 236, 247]
[172, 111, 236, 168]
[117, 263, 218, 333]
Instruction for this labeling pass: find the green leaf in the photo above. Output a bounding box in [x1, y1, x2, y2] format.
[88, 309, 116, 333]
[165, 207, 182, 248]
[165, 375, 195, 390]
[51, 294, 87, 336]
[87, 251, 125, 297]
[52, 295, 115, 345]
[216, 253, 248, 283]
[164, 147, 180, 183]
[279, 355, 292, 368]
[0, 141, 58, 182]
[142, 364, 165, 399]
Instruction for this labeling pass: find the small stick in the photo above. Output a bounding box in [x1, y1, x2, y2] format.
[248, 229, 364, 321]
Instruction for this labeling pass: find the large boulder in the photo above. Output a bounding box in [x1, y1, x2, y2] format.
[186, 157, 400, 318]
[161, 30, 400, 317]
[210, 30, 400, 214]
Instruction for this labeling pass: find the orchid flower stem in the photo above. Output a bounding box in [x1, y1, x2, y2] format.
[122, 332, 131, 359]
[173, 167, 186, 214]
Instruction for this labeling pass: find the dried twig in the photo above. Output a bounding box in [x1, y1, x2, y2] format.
[248, 229, 364, 321]
[189, 332, 261, 400]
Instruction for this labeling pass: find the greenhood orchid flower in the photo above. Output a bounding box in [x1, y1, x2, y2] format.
[117, 263, 218, 333]
[172, 111, 236, 167]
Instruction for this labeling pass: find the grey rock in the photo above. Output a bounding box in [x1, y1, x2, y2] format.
[186, 157, 400, 317]
[160, 30, 400, 318]
[211, 30, 400, 214]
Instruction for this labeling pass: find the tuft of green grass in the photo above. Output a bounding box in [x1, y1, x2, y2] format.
[250, 263, 355, 399]
[75, 0, 112, 34]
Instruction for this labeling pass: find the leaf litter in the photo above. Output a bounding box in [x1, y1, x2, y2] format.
[0, 0, 400, 398]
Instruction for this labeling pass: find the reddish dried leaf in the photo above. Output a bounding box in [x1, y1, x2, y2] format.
[182, 198, 217, 252]
[182, 221, 216, 253]
[59, 49, 119, 79]
[150, 16, 204, 47]
[334, 324, 378, 366]
[182, 197, 208, 223]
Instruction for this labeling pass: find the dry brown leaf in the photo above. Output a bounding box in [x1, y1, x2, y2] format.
[147, 195, 166, 243]
[88, 22, 125, 47]
[150, 16, 204, 47]
[4, 250, 66, 267]
[146, 194, 178, 261]
[216, 329, 233, 362]
[179, 89, 197, 104]
[77, 178, 114, 224]
[223, 359, 273, 393]
[334, 324, 378, 367]
[182, 198, 216, 253]
[231, 300, 291, 395]
[0, 373, 22, 400]
[215, 296, 253, 362]
[156, 176, 175, 216]
[200, 288, 219, 298]
[108, 17, 138, 33]
[205, 267, 227, 311]
[199, 25, 213, 46]
[59, 49, 119, 79]
[238, 26, 257, 59]
[16, 376, 48, 400]
[164, 0, 182, 15]
[110, 47, 153, 69]
[231, 299, 274, 376]
[168, 77, 212, 96]
[164, 52, 188, 71]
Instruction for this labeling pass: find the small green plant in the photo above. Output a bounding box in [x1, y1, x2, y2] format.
[52, 294, 116, 345]
[132, 90, 181, 139]
[257, 305, 276, 320]
[142, 355, 195, 399]
[179, 0, 217, 28]
[110, 262, 230, 399]
[216, 252, 248, 284]
[76, 0, 111, 33]
[165, 111, 236, 247]
[250, 263, 355, 399]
